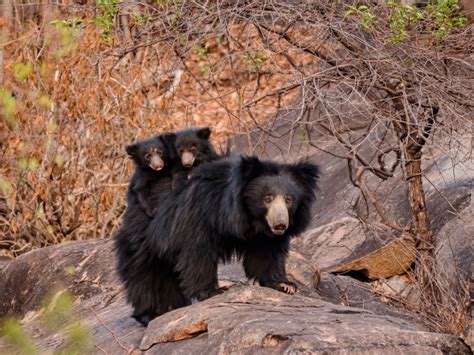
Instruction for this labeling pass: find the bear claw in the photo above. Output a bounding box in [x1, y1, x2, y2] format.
[277, 282, 297, 294]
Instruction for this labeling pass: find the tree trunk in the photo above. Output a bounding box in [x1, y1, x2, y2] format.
[404, 146, 433, 252]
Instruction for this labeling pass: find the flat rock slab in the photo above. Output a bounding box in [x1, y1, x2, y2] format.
[141, 286, 470, 354]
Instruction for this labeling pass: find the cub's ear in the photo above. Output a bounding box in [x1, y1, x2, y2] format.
[161, 132, 177, 145]
[196, 127, 211, 140]
[288, 161, 319, 191]
[125, 143, 139, 157]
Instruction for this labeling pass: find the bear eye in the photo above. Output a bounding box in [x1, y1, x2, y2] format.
[263, 195, 273, 204]
[285, 195, 293, 204]
[190, 146, 197, 152]
[144, 153, 152, 160]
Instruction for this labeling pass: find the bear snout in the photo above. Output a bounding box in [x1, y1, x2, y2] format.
[150, 156, 164, 171]
[181, 151, 195, 167]
[266, 196, 289, 236]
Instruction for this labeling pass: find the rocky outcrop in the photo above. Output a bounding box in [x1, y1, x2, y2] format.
[0, 237, 471, 353]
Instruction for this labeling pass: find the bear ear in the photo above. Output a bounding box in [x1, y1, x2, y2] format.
[161, 132, 176, 145]
[287, 161, 320, 190]
[239, 155, 263, 182]
[197, 127, 211, 140]
[125, 143, 139, 157]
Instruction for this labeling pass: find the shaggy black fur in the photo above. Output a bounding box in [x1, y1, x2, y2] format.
[124, 134, 177, 217]
[122, 155, 319, 325]
[171, 127, 219, 188]
[115, 133, 185, 326]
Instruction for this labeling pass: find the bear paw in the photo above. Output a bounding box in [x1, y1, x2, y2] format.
[275, 281, 297, 295]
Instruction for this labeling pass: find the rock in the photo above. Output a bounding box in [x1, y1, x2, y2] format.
[373, 275, 421, 305]
[141, 286, 470, 354]
[293, 218, 412, 277]
[0, 239, 470, 354]
[0, 239, 118, 317]
[317, 273, 421, 324]
[330, 233, 416, 280]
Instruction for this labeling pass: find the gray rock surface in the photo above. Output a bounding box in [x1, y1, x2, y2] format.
[141, 286, 470, 354]
[0, 238, 471, 354]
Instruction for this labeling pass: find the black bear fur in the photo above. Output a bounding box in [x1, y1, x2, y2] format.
[121, 155, 319, 326]
[124, 134, 178, 217]
[171, 127, 220, 188]
[115, 129, 223, 326]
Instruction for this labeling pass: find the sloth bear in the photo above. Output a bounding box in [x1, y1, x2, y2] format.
[171, 127, 219, 188]
[124, 133, 177, 217]
[123, 155, 319, 325]
[115, 128, 223, 325]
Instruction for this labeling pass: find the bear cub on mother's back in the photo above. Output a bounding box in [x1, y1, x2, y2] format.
[171, 127, 219, 188]
[125, 133, 176, 217]
[124, 155, 319, 325]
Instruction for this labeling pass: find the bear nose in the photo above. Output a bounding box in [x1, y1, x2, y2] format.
[274, 223, 287, 231]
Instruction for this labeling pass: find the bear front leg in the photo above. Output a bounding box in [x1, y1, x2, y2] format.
[178, 246, 221, 301]
[242, 237, 297, 294]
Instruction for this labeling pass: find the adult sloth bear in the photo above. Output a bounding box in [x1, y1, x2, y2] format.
[126, 155, 319, 325]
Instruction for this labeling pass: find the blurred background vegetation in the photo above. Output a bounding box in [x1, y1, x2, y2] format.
[0, 1, 303, 255]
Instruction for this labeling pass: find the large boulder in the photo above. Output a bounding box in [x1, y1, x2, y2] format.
[0, 238, 471, 353]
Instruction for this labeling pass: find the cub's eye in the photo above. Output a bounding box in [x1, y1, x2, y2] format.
[179, 149, 184, 154]
[263, 195, 273, 204]
[156, 150, 163, 156]
[144, 153, 152, 160]
[190, 146, 197, 152]
[285, 196, 293, 204]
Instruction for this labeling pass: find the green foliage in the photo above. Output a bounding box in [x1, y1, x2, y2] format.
[1, 318, 39, 355]
[95, 0, 120, 41]
[64, 265, 77, 274]
[132, 13, 153, 26]
[0, 88, 17, 124]
[243, 51, 266, 68]
[344, 5, 377, 30]
[18, 158, 39, 170]
[197, 45, 208, 61]
[58, 322, 90, 355]
[0, 177, 13, 209]
[51, 21, 81, 57]
[199, 64, 210, 75]
[426, 0, 467, 39]
[12, 63, 33, 81]
[50, 18, 83, 28]
[388, 1, 424, 43]
[344, 1, 467, 43]
[297, 124, 306, 142]
[1, 290, 91, 354]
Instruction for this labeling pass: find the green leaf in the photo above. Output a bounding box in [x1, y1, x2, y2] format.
[1, 318, 39, 355]
[12, 63, 32, 81]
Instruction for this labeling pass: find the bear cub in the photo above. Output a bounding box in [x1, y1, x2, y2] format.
[171, 127, 219, 188]
[125, 133, 177, 217]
